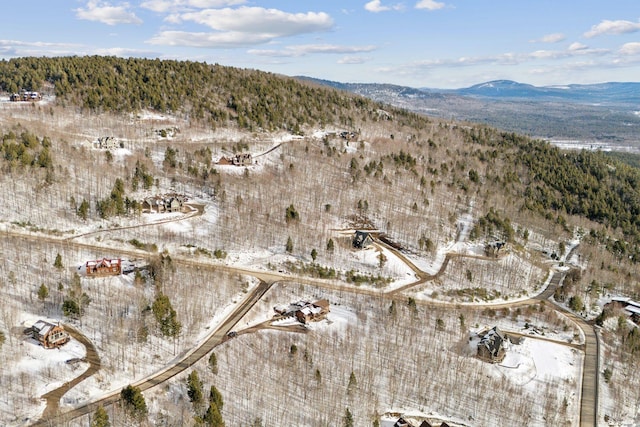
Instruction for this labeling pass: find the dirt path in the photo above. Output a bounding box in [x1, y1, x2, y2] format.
[32, 280, 273, 426]
[5, 225, 597, 427]
[39, 325, 101, 419]
[65, 202, 204, 241]
[382, 239, 599, 427]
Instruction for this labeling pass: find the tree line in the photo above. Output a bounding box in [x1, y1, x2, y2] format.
[0, 56, 417, 132]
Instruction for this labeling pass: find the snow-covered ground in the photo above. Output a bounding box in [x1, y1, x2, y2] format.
[1, 314, 87, 426]
[379, 336, 581, 427]
[0, 102, 596, 426]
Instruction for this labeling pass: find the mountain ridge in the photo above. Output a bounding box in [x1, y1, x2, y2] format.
[296, 76, 640, 144]
[299, 76, 640, 105]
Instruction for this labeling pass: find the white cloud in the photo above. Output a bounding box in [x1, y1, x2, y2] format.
[415, 0, 445, 11]
[338, 56, 370, 64]
[148, 6, 334, 48]
[148, 30, 268, 47]
[568, 42, 588, 51]
[364, 0, 403, 12]
[140, 0, 174, 12]
[584, 19, 640, 38]
[529, 49, 562, 60]
[365, 0, 389, 12]
[140, 0, 246, 13]
[388, 43, 612, 78]
[75, 1, 142, 25]
[179, 7, 333, 36]
[619, 42, 640, 55]
[249, 44, 377, 58]
[0, 39, 166, 59]
[95, 47, 161, 57]
[532, 33, 565, 43]
[529, 45, 607, 60]
[187, 0, 246, 7]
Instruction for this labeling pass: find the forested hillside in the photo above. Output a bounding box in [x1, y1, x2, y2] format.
[0, 56, 416, 132]
[0, 56, 639, 426]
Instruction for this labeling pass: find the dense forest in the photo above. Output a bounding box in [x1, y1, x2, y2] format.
[0, 56, 422, 133]
[460, 127, 640, 263]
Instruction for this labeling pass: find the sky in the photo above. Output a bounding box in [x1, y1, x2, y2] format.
[2, 0, 640, 88]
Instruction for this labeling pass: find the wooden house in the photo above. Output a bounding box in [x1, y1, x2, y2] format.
[216, 156, 233, 165]
[394, 418, 411, 427]
[477, 326, 507, 363]
[353, 231, 374, 249]
[339, 131, 358, 141]
[484, 241, 507, 258]
[141, 195, 185, 213]
[95, 136, 120, 150]
[295, 300, 330, 324]
[232, 153, 253, 166]
[32, 320, 70, 349]
[10, 91, 42, 102]
[142, 197, 163, 213]
[85, 258, 122, 276]
[216, 153, 253, 166]
[167, 197, 182, 212]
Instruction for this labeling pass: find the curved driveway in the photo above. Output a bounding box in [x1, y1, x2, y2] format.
[5, 222, 598, 427]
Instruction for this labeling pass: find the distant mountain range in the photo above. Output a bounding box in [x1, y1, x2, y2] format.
[429, 80, 640, 105]
[297, 77, 640, 147]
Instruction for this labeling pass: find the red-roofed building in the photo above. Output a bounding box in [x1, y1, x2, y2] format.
[85, 258, 122, 276]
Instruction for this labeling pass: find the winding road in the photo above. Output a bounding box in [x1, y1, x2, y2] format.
[9, 213, 599, 426]
[32, 279, 273, 426]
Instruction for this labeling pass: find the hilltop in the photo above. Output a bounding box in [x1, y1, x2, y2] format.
[0, 56, 638, 426]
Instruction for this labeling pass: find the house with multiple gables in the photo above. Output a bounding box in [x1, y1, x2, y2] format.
[31, 320, 70, 349]
[217, 153, 253, 166]
[394, 417, 457, 427]
[339, 130, 358, 141]
[611, 297, 640, 324]
[141, 194, 187, 213]
[484, 240, 507, 258]
[93, 136, 120, 150]
[85, 258, 122, 276]
[477, 326, 508, 363]
[9, 91, 42, 102]
[273, 299, 331, 324]
[352, 230, 374, 249]
[295, 300, 330, 324]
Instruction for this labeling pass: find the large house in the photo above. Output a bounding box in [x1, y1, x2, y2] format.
[352, 231, 374, 249]
[393, 417, 454, 427]
[217, 153, 253, 166]
[477, 326, 508, 363]
[484, 240, 507, 258]
[94, 136, 120, 150]
[32, 320, 70, 349]
[295, 300, 330, 324]
[10, 91, 42, 102]
[85, 258, 122, 276]
[141, 195, 186, 213]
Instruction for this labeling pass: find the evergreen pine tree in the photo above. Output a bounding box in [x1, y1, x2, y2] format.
[203, 401, 225, 427]
[120, 385, 147, 419]
[187, 370, 204, 406]
[91, 406, 110, 427]
[54, 253, 63, 269]
[343, 408, 354, 427]
[209, 385, 223, 411]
